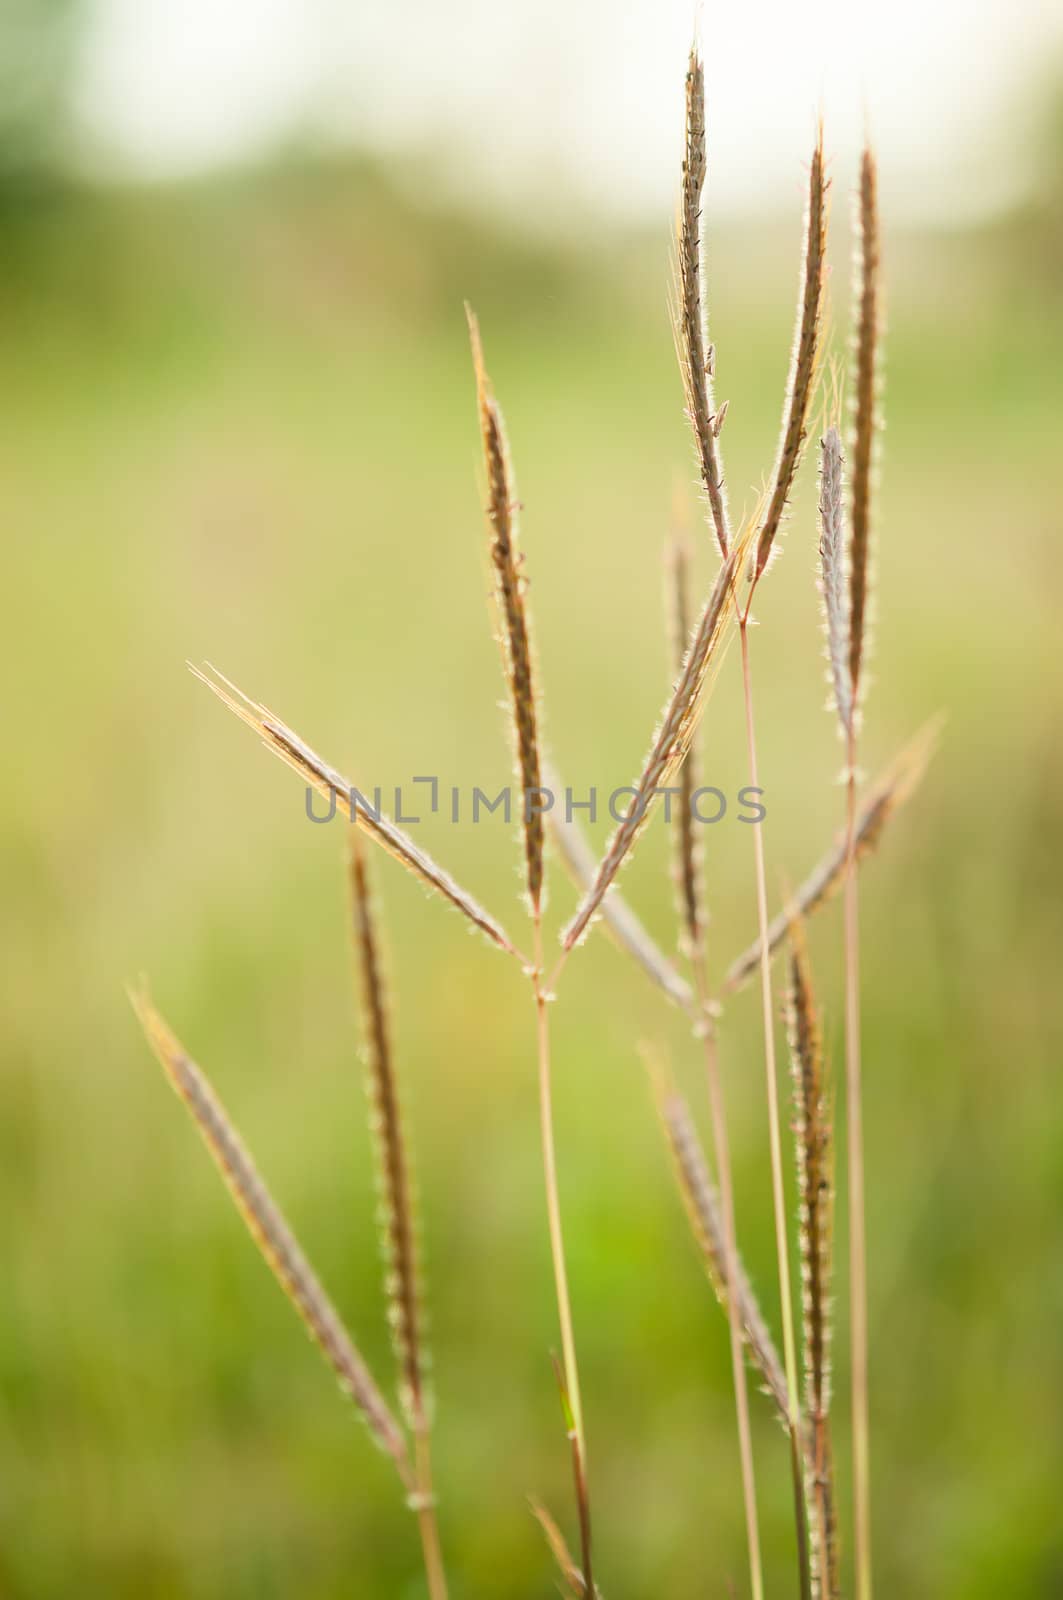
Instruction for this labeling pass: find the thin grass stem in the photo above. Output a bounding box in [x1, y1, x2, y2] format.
[534, 916, 585, 1462]
[691, 976, 765, 1600]
[413, 1427, 448, 1600]
[739, 620, 811, 1600]
[845, 733, 871, 1600]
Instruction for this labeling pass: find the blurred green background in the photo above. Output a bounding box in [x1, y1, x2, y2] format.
[2, 6, 1063, 1596]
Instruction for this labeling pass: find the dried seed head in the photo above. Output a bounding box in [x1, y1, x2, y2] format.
[466, 305, 545, 916]
[658, 1085, 789, 1424]
[349, 838, 426, 1434]
[786, 918, 833, 1422]
[849, 145, 881, 701]
[561, 524, 751, 953]
[785, 917, 840, 1600]
[191, 664, 519, 958]
[675, 45, 731, 558]
[754, 125, 830, 583]
[818, 426, 853, 738]
[132, 988, 410, 1476]
[722, 717, 940, 994]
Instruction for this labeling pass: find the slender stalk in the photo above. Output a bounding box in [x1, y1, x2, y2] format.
[692, 973, 764, 1600]
[844, 731, 871, 1600]
[739, 620, 811, 1600]
[413, 1426, 448, 1600]
[668, 525, 763, 1598]
[534, 918, 586, 1466]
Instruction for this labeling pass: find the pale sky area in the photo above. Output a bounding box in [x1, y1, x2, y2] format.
[75, 0, 1063, 222]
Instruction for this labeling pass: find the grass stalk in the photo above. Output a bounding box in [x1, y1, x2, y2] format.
[738, 619, 811, 1600]
[844, 733, 871, 1600]
[692, 984, 765, 1600]
[845, 143, 881, 1600]
[667, 526, 764, 1598]
[413, 1427, 448, 1600]
[535, 917, 585, 1462]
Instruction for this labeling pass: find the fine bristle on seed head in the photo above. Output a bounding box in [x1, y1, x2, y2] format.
[466, 305, 545, 917]
[818, 425, 853, 739]
[848, 144, 881, 702]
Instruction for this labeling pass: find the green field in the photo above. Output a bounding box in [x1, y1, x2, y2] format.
[2, 162, 1061, 1595]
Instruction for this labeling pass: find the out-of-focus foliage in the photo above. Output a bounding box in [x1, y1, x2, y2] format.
[0, 0, 85, 198]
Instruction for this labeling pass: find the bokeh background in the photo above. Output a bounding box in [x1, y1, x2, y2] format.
[3, 2, 1063, 1595]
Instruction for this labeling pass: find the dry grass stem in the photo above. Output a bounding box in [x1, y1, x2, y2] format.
[818, 427, 852, 738]
[562, 527, 750, 954]
[753, 127, 829, 584]
[848, 147, 880, 700]
[737, 620, 811, 1600]
[787, 920, 839, 1600]
[348, 838, 425, 1432]
[721, 718, 939, 995]
[668, 531, 706, 961]
[191, 664, 519, 959]
[675, 45, 731, 558]
[466, 306, 545, 913]
[552, 1354, 594, 1600]
[131, 989, 410, 1478]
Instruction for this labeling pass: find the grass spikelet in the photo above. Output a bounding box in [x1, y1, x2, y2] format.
[818, 426, 852, 738]
[561, 524, 750, 953]
[786, 919, 839, 1599]
[754, 124, 829, 583]
[657, 1084, 788, 1424]
[721, 717, 940, 995]
[466, 305, 545, 914]
[191, 664, 519, 959]
[545, 767, 693, 1011]
[348, 837, 425, 1433]
[675, 44, 730, 558]
[131, 987, 410, 1476]
[668, 530, 705, 961]
[849, 146, 881, 699]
